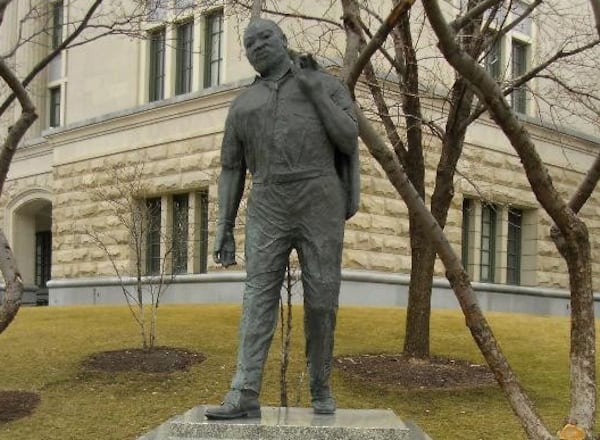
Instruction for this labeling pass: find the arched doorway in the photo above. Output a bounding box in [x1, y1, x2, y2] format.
[9, 194, 52, 305]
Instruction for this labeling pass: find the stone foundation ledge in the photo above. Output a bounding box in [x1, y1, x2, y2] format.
[137, 405, 432, 440]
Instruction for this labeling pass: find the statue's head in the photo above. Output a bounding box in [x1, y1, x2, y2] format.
[243, 18, 289, 76]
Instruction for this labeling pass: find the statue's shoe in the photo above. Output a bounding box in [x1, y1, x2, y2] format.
[205, 389, 261, 419]
[312, 395, 336, 414]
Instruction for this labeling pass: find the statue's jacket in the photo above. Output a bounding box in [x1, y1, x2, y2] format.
[221, 67, 360, 220]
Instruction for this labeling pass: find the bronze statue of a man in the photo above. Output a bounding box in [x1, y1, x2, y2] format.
[205, 18, 359, 419]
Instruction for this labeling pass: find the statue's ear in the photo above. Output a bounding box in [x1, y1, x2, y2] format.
[282, 33, 288, 49]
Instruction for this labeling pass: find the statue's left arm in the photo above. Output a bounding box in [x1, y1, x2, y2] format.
[293, 64, 358, 156]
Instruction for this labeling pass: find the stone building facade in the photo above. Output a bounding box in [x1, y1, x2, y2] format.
[0, 0, 598, 314]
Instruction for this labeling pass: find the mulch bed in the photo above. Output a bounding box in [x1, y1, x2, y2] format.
[2, 350, 492, 424]
[335, 353, 496, 390]
[0, 390, 41, 423]
[81, 346, 206, 374]
[1, 347, 205, 424]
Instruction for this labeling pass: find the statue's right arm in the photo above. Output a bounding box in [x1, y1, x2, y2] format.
[214, 165, 245, 267]
[214, 107, 246, 268]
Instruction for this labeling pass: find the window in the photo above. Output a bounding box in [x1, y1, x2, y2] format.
[480, 203, 497, 282]
[146, 197, 162, 275]
[507, 208, 522, 285]
[51, 1, 63, 50]
[144, 192, 209, 275]
[175, 20, 194, 95]
[172, 194, 189, 274]
[197, 191, 209, 273]
[35, 231, 52, 288]
[461, 198, 471, 267]
[149, 28, 166, 102]
[462, 200, 533, 285]
[204, 10, 224, 88]
[484, 37, 502, 80]
[49, 86, 61, 127]
[511, 40, 528, 113]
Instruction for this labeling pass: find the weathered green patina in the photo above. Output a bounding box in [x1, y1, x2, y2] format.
[207, 18, 359, 420]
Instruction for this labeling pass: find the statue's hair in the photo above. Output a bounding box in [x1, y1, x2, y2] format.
[245, 18, 286, 39]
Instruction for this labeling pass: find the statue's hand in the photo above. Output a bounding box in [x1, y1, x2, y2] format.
[213, 223, 237, 268]
[292, 54, 323, 98]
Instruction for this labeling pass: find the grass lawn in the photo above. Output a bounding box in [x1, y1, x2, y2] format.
[0, 304, 598, 439]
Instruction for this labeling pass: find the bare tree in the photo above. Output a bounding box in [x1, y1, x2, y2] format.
[81, 163, 179, 350]
[342, 0, 600, 359]
[0, 0, 112, 333]
[235, 0, 600, 363]
[239, 1, 598, 436]
[419, 1, 597, 437]
[278, 255, 301, 407]
[0, 0, 200, 335]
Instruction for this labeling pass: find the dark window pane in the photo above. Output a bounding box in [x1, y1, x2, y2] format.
[204, 10, 223, 88]
[149, 28, 166, 102]
[52, 1, 63, 50]
[176, 20, 194, 95]
[480, 203, 496, 282]
[507, 208, 522, 285]
[172, 194, 189, 274]
[35, 231, 52, 288]
[511, 40, 528, 113]
[461, 199, 471, 268]
[146, 197, 162, 275]
[49, 86, 61, 127]
[484, 37, 502, 80]
[198, 191, 209, 273]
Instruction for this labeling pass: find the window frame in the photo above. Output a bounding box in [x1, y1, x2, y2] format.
[175, 20, 194, 95]
[51, 1, 64, 50]
[148, 27, 166, 102]
[506, 207, 523, 285]
[479, 203, 497, 283]
[204, 9, 224, 88]
[172, 193, 190, 274]
[511, 39, 529, 113]
[35, 231, 52, 288]
[49, 86, 61, 127]
[461, 198, 472, 269]
[197, 190, 209, 274]
[484, 35, 503, 80]
[145, 197, 162, 275]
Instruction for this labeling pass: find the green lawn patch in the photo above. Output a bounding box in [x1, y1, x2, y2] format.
[0, 304, 597, 439]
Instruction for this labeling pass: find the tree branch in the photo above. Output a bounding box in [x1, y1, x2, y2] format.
[569, 151, 600, 214]
[423, 0, 595, 436]
[0, 57, 37, 195]
[0, 0, 106, 118]
[450, 0, 501, 32]
[0, 228, 23, 334]
[232, 0, 341, 28]
[463, 38, 600, 133]
[346, 0, 415, 92]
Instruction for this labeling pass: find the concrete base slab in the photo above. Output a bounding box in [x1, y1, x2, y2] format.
[138, 406, 432, 440]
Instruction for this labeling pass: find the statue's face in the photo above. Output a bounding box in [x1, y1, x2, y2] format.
[243, 19, 289, 76]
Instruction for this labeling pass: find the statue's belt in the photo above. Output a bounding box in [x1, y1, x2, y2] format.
[252, 169, 336, 184]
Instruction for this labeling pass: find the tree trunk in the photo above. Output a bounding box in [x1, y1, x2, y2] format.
[357, 108, 554, 439]
[0, 56, 38, 335]
[0, 229, 23, 334]
[403, 230, 435, 358]
[423, 0, 595, 435]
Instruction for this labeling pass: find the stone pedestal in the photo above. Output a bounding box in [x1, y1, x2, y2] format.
[138, 406, 432, 440]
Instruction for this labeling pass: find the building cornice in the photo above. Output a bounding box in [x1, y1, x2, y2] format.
[42, 79, 252, 150]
